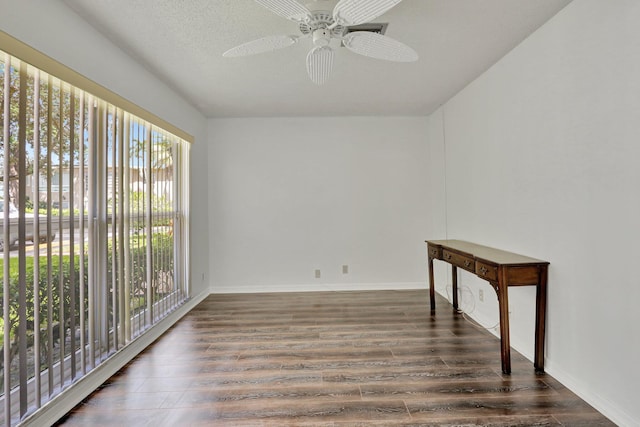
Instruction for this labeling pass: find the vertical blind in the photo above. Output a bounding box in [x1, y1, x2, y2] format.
[0, 50, 190, 426]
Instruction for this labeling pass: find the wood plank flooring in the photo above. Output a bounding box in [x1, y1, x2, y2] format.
[56, 290, 615, 426]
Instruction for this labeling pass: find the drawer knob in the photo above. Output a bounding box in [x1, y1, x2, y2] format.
[444, 253, 452, 260]
[464, 260, 471, 268]
[479, 266, 488, 275]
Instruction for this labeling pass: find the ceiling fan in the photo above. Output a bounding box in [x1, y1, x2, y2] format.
[223, 0, 418, 85]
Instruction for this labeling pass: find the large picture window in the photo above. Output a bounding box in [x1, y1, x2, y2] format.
[0, 48, 190, 426]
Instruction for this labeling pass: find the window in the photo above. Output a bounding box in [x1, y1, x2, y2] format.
[0, 43, 190, 426]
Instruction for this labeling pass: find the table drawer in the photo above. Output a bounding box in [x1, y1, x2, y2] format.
[442, 249, 475, 273]
[476, 261, 498, 281]
[428, 244, 442, 259]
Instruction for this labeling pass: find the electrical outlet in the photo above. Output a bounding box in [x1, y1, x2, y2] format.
[479, 289, 484, 302]
[315, 269, 321, 279]
[342, 265, 348, 274]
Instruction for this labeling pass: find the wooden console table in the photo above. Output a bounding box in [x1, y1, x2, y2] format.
[426, 239, 549, 374]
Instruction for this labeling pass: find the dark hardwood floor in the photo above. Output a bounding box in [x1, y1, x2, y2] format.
[56, 290, 615, 426]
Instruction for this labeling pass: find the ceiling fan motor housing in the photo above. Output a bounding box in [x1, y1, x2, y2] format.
[299, 10, 346, 38]
[313, 28, 332, 46]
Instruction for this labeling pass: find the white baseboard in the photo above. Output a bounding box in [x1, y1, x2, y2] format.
[543, 360, 634, 427]
[21, 289, 210, 427]
[211, 281, 426, 294]
[434, 288, 631, 426]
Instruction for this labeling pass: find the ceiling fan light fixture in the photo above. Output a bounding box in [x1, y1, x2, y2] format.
[312, 28, 331, 46]
[306, 46, 334, 85]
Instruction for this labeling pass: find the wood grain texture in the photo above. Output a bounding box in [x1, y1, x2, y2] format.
[55, 290, 614, 426]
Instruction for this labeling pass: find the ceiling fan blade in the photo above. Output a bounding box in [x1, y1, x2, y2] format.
[223, 35, 299, 57]
[306, 46, 334, 85]
[343, 31, 418, 62]
[254, 0, 312, 22]
[333, 0, 404, 26]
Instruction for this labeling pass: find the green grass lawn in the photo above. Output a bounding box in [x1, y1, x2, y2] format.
[1, 232, 171, 345]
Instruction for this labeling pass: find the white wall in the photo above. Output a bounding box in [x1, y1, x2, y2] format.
[0, 0, 210, 296]
[426, 1, 640, 424]
[208, 117, 433, 293]
[6, 0, 635, 423]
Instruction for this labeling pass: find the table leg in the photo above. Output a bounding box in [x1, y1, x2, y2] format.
[497, 274, 511, 374]
[534, 265, 548, 373]
[428, 256, 435, 311]
[451, 265, 459, 311]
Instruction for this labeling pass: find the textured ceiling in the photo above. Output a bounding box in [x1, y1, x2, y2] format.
[61, 0, 572, 118]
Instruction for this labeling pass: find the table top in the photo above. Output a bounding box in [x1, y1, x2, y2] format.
[426, 239, 549, 265]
